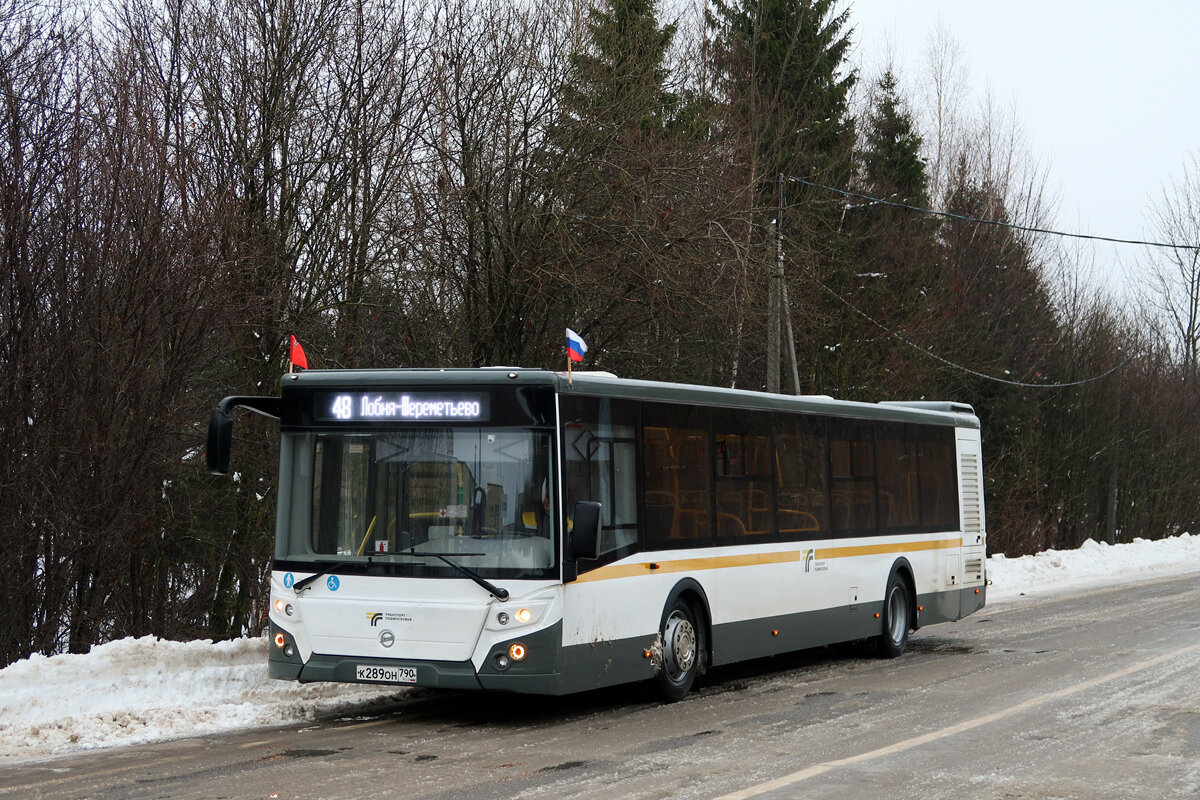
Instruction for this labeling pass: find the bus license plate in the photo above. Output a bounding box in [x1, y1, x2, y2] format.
[356, 665, 417, 684]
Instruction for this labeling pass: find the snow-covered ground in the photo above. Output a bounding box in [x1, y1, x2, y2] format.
[2, 534, 1198, 764]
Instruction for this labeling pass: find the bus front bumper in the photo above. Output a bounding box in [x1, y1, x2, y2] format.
[267, 621, 571, 694]
[270, 653, 485, 690]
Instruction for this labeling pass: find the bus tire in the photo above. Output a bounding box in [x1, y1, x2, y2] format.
[655, 597, 700, 702]
[875, 572, 912, 658]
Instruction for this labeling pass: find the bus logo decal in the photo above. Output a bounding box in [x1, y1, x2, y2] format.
[367, 612, 383, 626]
[804, 549, 815, 572]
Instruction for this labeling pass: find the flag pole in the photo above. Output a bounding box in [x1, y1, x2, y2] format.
[567, 348, 573, 385]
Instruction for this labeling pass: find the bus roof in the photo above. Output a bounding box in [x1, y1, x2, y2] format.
[281, 368, 980, 430]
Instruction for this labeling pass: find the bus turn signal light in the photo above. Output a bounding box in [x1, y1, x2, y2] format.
[508, 643, 527, 662]
[273, 632, 286, 648]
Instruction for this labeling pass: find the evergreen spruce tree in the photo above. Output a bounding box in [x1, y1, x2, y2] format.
[861, 70, 928, 207]
[707, 0, 858, 392]
[837, 69, 944, 399]
[551, 0, 734, 382]
[941, 161, 1062, 553]
[708, 0, 856, 187]
[561, 0, 678, 143]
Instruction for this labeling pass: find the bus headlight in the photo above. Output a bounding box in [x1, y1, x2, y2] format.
[487, 602, 546, 631]
[273, 598, 295, 616]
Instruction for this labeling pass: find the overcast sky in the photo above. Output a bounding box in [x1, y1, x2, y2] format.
[846, 0, 1200, 297]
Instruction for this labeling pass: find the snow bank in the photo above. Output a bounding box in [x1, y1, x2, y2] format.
[2, 534, 1198, 764]
[0, 636, 400, 762]
[986, 533, 1200, 601]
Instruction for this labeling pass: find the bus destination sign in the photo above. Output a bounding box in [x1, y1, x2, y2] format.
[315, 392, 490, 423]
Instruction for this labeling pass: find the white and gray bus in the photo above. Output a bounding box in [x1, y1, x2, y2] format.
[208, 368, 986, 700]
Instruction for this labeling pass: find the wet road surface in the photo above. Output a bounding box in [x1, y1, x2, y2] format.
[4, 573, 1199, 800]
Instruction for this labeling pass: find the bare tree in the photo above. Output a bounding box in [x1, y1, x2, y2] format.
[0, 0, 245, 661]
[1140, 153, 1200, 380]
[403, 0, 575, 366]
[919, 20, 967, 208]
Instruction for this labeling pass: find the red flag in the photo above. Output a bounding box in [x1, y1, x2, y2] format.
[289, 335, 308, 370]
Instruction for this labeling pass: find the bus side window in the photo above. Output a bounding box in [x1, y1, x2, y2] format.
[642, 402, 711, 549]
[773, 413, 828, 538]
[876, 423, 920, 533]
[919, 428, 960, 529]
[830, 421, 877, 536]
[713, 408, 774, 543]
[562, 396, 639, 565]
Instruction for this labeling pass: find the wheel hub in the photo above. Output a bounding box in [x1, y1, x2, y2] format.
[663, 613, 696, 678]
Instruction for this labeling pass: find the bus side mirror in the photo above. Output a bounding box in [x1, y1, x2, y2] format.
[207, 407, 234, 475]
[206, 395, 282, 476]
[571, 501, 603, 560]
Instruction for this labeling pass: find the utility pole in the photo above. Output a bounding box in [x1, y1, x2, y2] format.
[1104, 384, 1121, 544]
[767, 176, 782, 393]
[769, 174, 801, 394]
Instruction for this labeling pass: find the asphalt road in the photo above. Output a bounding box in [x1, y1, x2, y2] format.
[5, 574, 1199, 800]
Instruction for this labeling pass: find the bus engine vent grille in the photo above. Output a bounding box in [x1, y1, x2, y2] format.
[964, 557, 983, 581]
[959, 451, 982, 536]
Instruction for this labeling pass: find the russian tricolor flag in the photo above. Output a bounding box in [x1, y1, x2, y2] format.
[566, 328, 587, 363]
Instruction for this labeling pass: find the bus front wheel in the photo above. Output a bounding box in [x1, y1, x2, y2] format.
[655, 598, 700, 702]
[875, 573, 912, 658]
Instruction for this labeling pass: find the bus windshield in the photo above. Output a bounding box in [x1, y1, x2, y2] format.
[285, 428, 556, 578]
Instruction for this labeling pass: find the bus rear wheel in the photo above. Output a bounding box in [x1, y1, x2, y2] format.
[875, 573, 912, 658]
[655, 598, 700, 702]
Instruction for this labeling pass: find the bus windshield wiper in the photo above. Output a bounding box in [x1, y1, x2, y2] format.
[293, 560, 363, 593]
[292, 553, 509, 601]
[402, 549, 510, 601]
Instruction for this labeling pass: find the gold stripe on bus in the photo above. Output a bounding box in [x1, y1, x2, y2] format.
[814, 537, 963, 560]
[573, 537, 963, 584]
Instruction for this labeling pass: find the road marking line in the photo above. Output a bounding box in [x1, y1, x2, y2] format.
[714, 641, 1200, 800]
[337, 718, 392, 730]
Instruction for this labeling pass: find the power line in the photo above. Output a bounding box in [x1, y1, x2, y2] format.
[784, 174, 1200, 252]
[780, 240, 1130, 389]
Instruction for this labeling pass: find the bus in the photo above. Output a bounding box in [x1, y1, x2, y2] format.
[208, 368, 986, 701]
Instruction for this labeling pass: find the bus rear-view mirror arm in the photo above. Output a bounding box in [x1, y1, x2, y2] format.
[571, 501, 603, 561]
[207, 395, 282, 476]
